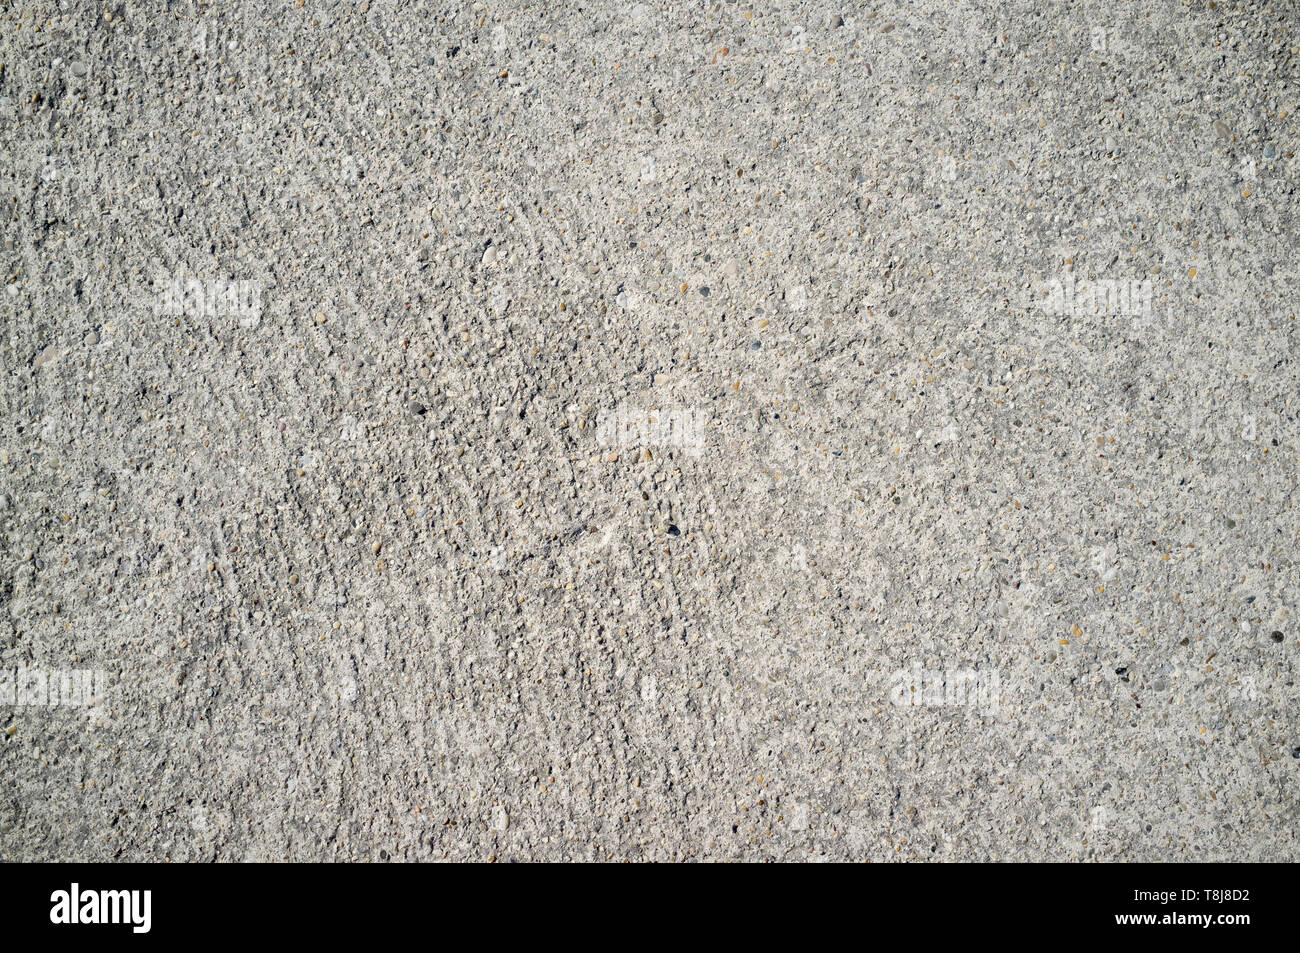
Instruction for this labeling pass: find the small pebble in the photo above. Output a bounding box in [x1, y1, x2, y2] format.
[32, 344, 59, 369]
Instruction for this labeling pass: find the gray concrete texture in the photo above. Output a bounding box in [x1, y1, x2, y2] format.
[1, 0, 1298, 861]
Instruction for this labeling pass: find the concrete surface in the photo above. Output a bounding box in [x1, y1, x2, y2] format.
[1, 0, 1298, 861]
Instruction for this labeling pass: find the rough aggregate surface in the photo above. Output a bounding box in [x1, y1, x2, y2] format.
[1, 0, 1298, 861]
